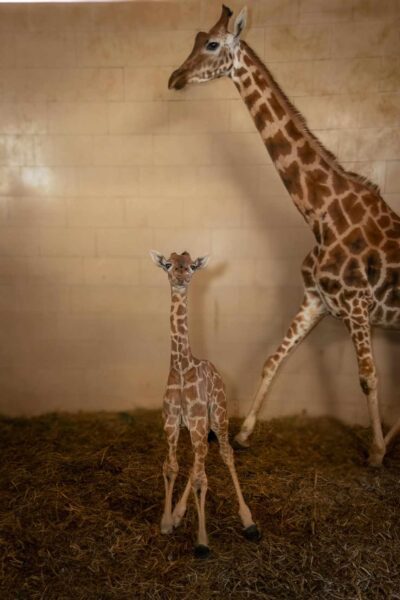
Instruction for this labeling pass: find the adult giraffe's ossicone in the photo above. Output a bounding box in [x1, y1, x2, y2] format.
[168, 5, 400, 466]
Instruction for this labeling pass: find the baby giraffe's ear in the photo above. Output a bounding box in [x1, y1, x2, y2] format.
[149, 249, 169, 270]
[192, 255, 210, 271]
[233, 7, 247, 38]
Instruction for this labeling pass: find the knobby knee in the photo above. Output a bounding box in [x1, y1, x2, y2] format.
[262, 355, 278, 377]
[163, 459, 178, 480]
[359, 362, 377, 395]
[219, 443, 233, 464]
[191, 471, 207, 492]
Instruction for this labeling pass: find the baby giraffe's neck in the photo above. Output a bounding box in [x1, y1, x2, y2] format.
[170, 289, 192, 371]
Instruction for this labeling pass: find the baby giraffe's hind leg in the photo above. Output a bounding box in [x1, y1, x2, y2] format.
[161, 420, 180, 534]
[190, 434, 209, 558]
[217, 424, 260, 541]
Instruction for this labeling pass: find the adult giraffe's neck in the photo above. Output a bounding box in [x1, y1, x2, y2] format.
[230, 40, 343, 240]
[169, 289, 192, 370]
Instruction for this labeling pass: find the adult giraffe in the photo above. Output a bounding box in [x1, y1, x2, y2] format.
[168, 5, 400, 466]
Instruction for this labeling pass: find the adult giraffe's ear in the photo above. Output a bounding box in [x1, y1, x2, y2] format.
[149, 250, 171, 271]
[233, 7, 247, 38]
[192, 255, 210, 271]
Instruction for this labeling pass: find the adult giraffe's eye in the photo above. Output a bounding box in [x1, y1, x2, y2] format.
[189, 264, 197, 272]
[206, 41, 220, 51]
[164, 262, 172, 270]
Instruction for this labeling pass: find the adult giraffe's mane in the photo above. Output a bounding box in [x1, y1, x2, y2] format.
[240, 41, 381, 196]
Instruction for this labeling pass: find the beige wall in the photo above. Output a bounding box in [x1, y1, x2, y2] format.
[0, 0, 399, 424]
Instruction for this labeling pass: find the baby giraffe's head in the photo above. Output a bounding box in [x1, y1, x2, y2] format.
[150, 250, 209, 293]
[168, 4, 247, 90]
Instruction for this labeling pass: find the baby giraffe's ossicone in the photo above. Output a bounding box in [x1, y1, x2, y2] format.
[150, 250, 260, 557]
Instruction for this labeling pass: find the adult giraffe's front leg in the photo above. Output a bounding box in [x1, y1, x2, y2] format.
[235, 293, 327, 447]
[343, 308, 385, 467]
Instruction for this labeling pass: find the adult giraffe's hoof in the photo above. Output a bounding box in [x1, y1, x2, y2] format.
[243, 524, 261, 542]
[368, 447, 385, 468]
[233, 432, 251, 449]
[194, 544, 210, 559]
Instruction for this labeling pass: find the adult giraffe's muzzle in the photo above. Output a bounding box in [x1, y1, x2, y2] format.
[168, 68, 187, 90]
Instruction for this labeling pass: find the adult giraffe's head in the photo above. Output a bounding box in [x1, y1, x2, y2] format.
[150, 250, 209, 292]
[168, 5, 247, 90]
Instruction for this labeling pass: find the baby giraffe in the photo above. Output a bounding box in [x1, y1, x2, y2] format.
[150, 250, 260, 558]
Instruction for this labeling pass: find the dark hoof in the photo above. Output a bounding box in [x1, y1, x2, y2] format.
[243, 524, 261, 542]
[232, 437, 250, 451]
[194, 544, 210, 559]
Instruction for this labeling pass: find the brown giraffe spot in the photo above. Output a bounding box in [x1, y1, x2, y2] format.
[177, 304, 185, 316]
[363, 193, 380, 217]
[343, 258, 365, 288]
[265, 130, 292, 161]
[323, 243, 347, 276]
[378, 215, 391, 229]
[253, 69, 268, 91]
[301, 268, 314, 288]
[363, 249, 382, 286]
[342, 193, 366, 224]
[312, 221, 322, 243]
[235, 66, 247, 77]
[319, 277, 341, 295]
[375, 269, 399, 301]
[382, 240, 400, 263]
[306, 173, 331, 210]
[242, 76, 252, 88]
[185, 367, 198, 383]
[332, 171, 348, 195]
[298, 141, 317, 165]
[280, 161, 303, 199]
[364, 217, 384, 246]
[185, 384, 197, 400]
[328, 198, 350, 234]
[310, 168, 328, 183]
[386, 221, 400, 239]
[254, 106, 272, 132]
[343, 228, 367, 254]
[321, 222, 337, 246]
[244, 89, 261, 110]
[387, 287, 400, 308]
[285, 120, 303, 142]
[269, 94, 285, 120]
[243, 53, 253, 67]
[167, 368, 180, 385]
[387, 309, 397, 321]
[190, 402, 206, 418]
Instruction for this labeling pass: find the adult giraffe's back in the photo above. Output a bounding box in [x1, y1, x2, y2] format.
[168, 5, 400, 465]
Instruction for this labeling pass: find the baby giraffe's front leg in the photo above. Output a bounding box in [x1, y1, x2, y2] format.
[161, 418, 180, 534]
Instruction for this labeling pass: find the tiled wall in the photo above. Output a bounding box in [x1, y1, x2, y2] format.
[0, 0, 399, 424]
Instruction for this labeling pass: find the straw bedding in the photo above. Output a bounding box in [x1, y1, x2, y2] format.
[0, 410, 399, 599]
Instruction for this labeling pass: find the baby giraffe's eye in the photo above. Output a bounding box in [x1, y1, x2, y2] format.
[206, 41, 220, 51]
[189, 264, 197, 272]
[164, 262, 172, 270]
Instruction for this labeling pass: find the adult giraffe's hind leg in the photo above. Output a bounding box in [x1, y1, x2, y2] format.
[344, 309, 385, 466]
[235, 294, 327, 447]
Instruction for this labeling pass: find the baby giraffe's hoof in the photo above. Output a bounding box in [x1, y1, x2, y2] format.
[194, 544, 210, 559]
[243, 524, 261, 542]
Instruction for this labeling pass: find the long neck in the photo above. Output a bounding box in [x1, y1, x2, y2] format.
[170, 289, 192, 370]
[231, 40, 344, 240]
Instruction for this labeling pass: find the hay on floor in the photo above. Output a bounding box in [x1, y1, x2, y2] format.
[0, 410, 399, 600]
